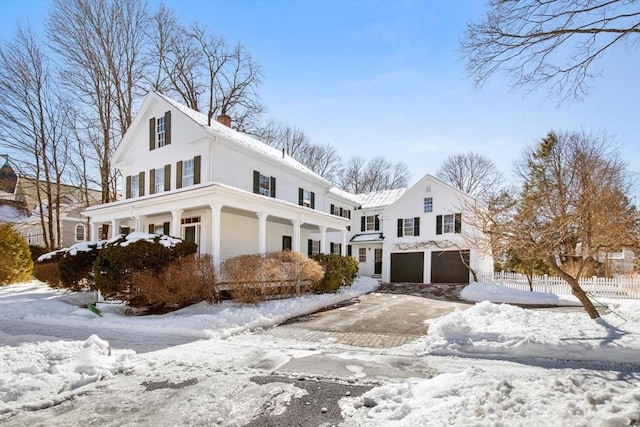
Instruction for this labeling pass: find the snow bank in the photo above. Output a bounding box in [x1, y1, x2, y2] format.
[418, 300, 640, 364]
[0, 335, 135, 413]
[461, 282, 582, 306]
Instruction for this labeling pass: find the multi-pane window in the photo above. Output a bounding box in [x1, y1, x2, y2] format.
[403, 217, 415, 236]
[131, 175, 139, 198]
[182, 159, 194, 187]
[259, 174, 271, 196]
[330, 242, 342, 255]
[75, 224, 86, 241]
[309, 240, 320, 257]
[155, 167, 165, 193]
[157, 116, 166, 147]
[358, 247, 367, 262]
[424, 197, 433, 213]
[443, 214, 455, 233]
[366, 215, 376, 231]
[302, 190, 312, 207]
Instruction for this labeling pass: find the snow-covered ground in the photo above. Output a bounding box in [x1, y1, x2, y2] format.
[1, 278, 639, 426]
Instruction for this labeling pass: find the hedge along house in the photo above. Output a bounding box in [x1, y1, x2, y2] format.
[84, 92, 358, 270]
[379, 174, 493, 284]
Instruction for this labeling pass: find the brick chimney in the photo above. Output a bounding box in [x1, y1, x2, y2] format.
[216, 114, 231, 127]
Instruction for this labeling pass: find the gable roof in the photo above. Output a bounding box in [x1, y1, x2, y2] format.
[117, 92, 330, 186]
[354, 188, 406, 209]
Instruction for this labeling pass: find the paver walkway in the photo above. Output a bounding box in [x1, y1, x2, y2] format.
[264, 285, 471, 348]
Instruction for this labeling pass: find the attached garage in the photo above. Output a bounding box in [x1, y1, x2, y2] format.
[390, 252, 424, 283]
[431, 250, 470, 283]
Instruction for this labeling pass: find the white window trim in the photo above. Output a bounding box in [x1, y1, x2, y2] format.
[259, 174, 271, 196]
[131, 175, 139, 198]
[157, 116, 166, 147]
[155, 167, 165, 193]
[443, 214, 455, 234]
[75, 224, 86, 241]
[403, 217, 415, 236]
[424, 197, 433, 213]
[182, 159, 194, 187]
[358, 247, 367, 262]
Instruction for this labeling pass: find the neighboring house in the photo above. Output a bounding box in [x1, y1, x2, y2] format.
[0, 157, 102, 248]
[599, 248, 637, 275]
[85, 91, 493, 283]
[85, 92, 358, 269]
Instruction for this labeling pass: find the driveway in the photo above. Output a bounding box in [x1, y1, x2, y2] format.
[265, 282, 471, 348]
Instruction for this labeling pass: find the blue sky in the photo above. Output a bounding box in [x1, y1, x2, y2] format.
[1, 0, 639, 198]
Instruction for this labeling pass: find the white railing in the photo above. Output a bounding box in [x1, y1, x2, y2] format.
[481, 271, 640, 300]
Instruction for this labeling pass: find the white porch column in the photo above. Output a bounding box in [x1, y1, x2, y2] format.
[209, 202, 222, 270]
[171, 209, 184, 237]
[319, 225, 327, 254]
[256, 212, 268, 255]
[91, 222, 99, 241]
[341, 229, 347, 256]
[291, 218, 301, 253]
[136, 215, 146, 232]
[111, 219, 120, 236]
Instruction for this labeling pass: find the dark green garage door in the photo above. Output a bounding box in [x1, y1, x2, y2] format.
[431, 250, 470, 283]
[390, 252, 424, 283]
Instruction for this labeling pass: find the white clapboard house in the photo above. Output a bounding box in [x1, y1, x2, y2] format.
[86, 92, 492, 283]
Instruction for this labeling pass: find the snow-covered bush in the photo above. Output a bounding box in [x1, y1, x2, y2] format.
[93, 233, 197, 299]
[312, 253, 359, 293]
[0, 223, 33, 285]
[128, 254, 219, 312]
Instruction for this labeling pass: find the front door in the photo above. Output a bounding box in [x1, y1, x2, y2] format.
[183, 225, 201, 253]
[374, 248, 382, 275]
[282, 235, 292, 251]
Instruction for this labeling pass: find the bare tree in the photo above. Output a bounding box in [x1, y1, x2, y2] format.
[436, 152, 504, 202]
[0, 26, 72, 250]
[339, 156, 410, 194]
[461, 0, 640, 102]
[149, 13, 264, 131]
[483, 131, 638, 318]
[48, 0, 149, 203]
[297, 143, 342, 183]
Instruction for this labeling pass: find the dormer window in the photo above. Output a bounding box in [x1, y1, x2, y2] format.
[157, 116, 166, 147]
[149, 111, 171, 150]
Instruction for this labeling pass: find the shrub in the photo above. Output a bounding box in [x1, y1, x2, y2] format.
[0, 223, 33, 285]
[128, 254, 219, 312]
[312, 253, 359, 293]
[32, 262, 62, 287]
[220, 251, 324, 303]
[58, 244, 102, 291]
[93, 234, 197, 299]
[28, 245, 49, 262]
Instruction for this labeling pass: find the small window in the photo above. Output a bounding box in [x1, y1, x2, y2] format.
[424, 197, 433, 213]
[182, 159, 194, 187]
[259, 174, 271, 196]
[131, 175, 139, 198]
[157, 116, 166, 147]
[155, 167, 164, 193]
[443, 214, 455, 233]
[358, 247, 367, 262]
[403, 217, 415, 237]
[75, 224, 86, 241]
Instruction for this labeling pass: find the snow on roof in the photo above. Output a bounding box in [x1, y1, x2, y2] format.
[155, 92, 329, 185]
[354, 188, 406, 209]
[327, 186, 360, 204]
[0, 204, 28, 223]
[350, 233, 384, 243]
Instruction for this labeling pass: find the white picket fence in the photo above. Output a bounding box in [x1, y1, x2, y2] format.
[481, 271, 640, 300]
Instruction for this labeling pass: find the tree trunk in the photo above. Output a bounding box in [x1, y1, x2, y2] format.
[546, 256, 599, 319]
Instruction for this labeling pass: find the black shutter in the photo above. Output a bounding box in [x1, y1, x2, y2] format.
[347, 210, 351, 219]
[253, 170, 260, 194]
[414, 217, 420, 236]
[148, 224, 154, 233]
[436, 215, 443, 235]
[455, 213, 462, 233]
[126, 176, 131, 199]
[331, 204, 335, 215]
[270, 177, 276, 197]
[163, 222, 170, 235]
[164, 164, 171, 191]
[298, 188, 303, 206]
[310, 192, 315, 209]
[307, 239, 313, 257]
[139, 171, 145, 196]
[397, 218, 403, 237]
[176, 161, 183, 189]
[149, 169, 155, 195]
[149, 118, 156, 150]
[347, 245, 352, 257]
[164, 111, 171, 145]
[360, 216, 365, 232]
[194, 155, 201, 185]
[374, 215, 380, 231]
